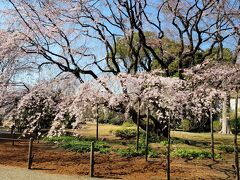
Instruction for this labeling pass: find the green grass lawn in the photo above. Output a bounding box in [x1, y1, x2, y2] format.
[171, 131, 239, 145]
[74, 122, 136, 140]
[75, 123, 122, 139]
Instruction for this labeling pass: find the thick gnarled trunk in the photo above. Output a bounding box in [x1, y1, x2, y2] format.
[128, 107, 168, 137]
[220, 92, 232, 134]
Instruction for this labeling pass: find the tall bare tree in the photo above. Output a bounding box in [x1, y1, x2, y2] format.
[4, 0, 239, 80]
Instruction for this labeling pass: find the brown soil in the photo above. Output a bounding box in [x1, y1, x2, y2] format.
[0, 140, 236, 179]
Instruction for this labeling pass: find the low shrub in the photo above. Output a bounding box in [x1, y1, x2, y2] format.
[115, 127, 159, 142]
[160, 140, 168, 146]
[44, 136, 110, 153]
[172, 148, 221, 159]
[115, 128, 137, 139]
[217, 145, 234, 153]
[98, 113, 108, 124]
[109, 116, 124, 125]
[181, 119, 191, 131]
[122, 121, 136, 127]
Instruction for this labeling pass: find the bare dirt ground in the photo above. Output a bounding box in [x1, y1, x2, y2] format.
[0, 140, 237, 180]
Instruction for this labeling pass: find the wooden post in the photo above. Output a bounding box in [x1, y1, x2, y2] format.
[12, 132, 15, 146]
[145, 106, 149, 162]
[28, 138, 33, 169]
[166, 115, 171, 180]
[234, 87, 239, 179]
[11, 126, 15, 146]
[90, 141, 95, 177]
[210, 104, 215, 161]
[136, 99, 140, 152]
[96, 104, 99, 141]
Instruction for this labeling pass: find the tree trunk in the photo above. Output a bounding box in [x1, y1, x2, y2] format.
[128, 107, 168, 137]
[220, 92, 232, 134]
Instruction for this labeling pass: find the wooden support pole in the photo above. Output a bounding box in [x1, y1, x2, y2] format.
[234, 87, 239, 180]
[210, 104, 215, 161]
[12, 132, 15, 146]
[28, 138, 33, 169]
[96, 104, 99, 141]
[11, 126, 15, 146]
[136, 99, 140, 152]
[145, 106, 149, 162]
[166, 115, 171, 180]
[90, 141, 95, 177]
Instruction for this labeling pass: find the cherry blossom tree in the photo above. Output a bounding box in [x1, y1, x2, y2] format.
[46, 68, 223, 137]
[47, 61, 239, 136]
[0, 30, 26, 85]
[3, 61, 239, 137]
[5, 84, 58, 134]
[185, 61, 240, 134]
[0, 29, 31, 124]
